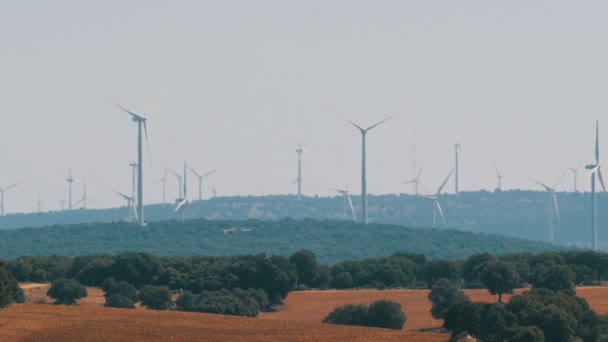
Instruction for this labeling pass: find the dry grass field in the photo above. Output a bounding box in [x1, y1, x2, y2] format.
[6, 284, 608, 341]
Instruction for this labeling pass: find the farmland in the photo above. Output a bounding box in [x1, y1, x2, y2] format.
[6, 284, 608, 341]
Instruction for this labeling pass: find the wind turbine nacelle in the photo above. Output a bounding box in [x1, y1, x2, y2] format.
[586, 164, 597, 170]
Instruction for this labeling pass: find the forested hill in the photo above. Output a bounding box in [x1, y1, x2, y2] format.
[0, 191, 604, 248]
[0, 219, 563, 263]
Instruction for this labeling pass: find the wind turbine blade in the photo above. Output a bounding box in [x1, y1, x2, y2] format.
[110, 101, 145, 121]
[553, 193, 560, 222]
[68, 169, 73, 179]
[322, 105, 364, 131]
[186, 165, 201, 178]
[202, 170, 218, 178]
[553, 169, 569, 188]
[435, 200, 446, 223]
[143, 121, 152, 164]
[598, 168, 607, 192]
[436, 169, 454, 195]
[5, 183, 21, 191]
[365, 112, 399, 131]
[175, 198, 188, 212]
[170, 169, 181, 178]
[493, 164, 501, 177]
[347, 194, 357, 222]
[416, 165, 423, 181]
[531, 178, 552, 192]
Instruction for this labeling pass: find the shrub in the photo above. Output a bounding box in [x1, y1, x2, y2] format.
[13, 288, 25, 304]
[323, 300, 406, 330]
[104, 294, 135, 309]
[195, 293, 256, 317]
[102, 278, 137, 302]
[507, 326, 545, 342]
[47, 279, 87, 305]
[176, 291, 197, 311]
[139, 285, 172, 310]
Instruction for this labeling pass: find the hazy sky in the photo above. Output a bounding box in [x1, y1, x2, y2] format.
[1, 1, 607, 213]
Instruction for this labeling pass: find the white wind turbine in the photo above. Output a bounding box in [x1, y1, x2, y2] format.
[108, 188, 137, 223]
[112, 102, 151, 226]
[170, 168, 183, 199]
[0, 182, 21, 216]
[294, 142, 306, 198]
[425, 169, 454, 228]
[493, 164, 504, 192]
[36, 193, 45, 213]
[403, 165, 423, 196]
[155, 165, 169, 203]
[65, 169, 78, 211]
[74, 181, 100, 209]
[568, 167, 578, 192]
[332, 186, 357, 222]
[324, 106, 398, 224]
[531, 171, 567, 244]
[187, 165, 218, 201]
[585, 121, 605, 250]
[454, 143, 461, 195]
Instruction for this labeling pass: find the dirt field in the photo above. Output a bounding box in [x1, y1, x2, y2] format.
[8, 284, 608, 341]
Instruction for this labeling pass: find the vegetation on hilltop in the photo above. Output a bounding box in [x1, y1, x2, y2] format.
[0, 219, 563, 263]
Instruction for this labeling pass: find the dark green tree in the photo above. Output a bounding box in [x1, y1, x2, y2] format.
[0, 264, 18, 307]
[480, 260, 519, 303]
[428, 278, 470, 319]
[139, 285, 172, 310]
[47, 278, 87, 305]
[104, 294, 135, 309]
[367, 300, 406, 330]
[531, 265, 575, 295]
[462, 252, 497, 285]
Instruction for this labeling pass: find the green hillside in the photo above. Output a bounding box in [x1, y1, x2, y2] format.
[0, 219, 563, 263]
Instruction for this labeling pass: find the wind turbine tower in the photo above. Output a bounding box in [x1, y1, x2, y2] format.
[187, 165, 218, 201]
[332, 187, 357, 222]
[130, 161, 138, 208]
[568, 167, 578, 192]
[585, 121, 605, 250]
[294, 142, 306, 198]
[324, 106, 398, 224]
[112, 102, 151, 227]
[175, 161, 189, 221]
[426, 169, 453, 228]
[66, 169, 78, 211]
[532, 174, 566, 244]
[493, 165, 503, 192]
[454, 143, 461, 195]
[0, 183, 21, 216]
[156, 165, 168, 203]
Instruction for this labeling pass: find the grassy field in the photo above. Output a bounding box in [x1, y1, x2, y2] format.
[8, 284, 608, 341]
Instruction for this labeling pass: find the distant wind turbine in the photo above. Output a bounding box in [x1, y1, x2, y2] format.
[493, 164, 504, 192]
[155, 165, 169, 203]
[324, 106, 398, 224]
[111, 102, 152, 226]
[531, 171, 567, 244]
[403, 165, 423, 196]
[294, 142, 306, 199]
[332, 186, 357, 222]
[211, 187, 217, 198]
[36, 193, 44, 213]
[74, 181, 100, 209]
[170, 168, 183, 199]
[108, 188, 137, 223]
[65, 169, 78, 211]
[425, 169, 454, 228]
[130, 161, 138, 209]
[585, 121, 605, 250]
[454, 143, 461, 195]
[0, 182, 21, 216]
[187, 165, 218, 201]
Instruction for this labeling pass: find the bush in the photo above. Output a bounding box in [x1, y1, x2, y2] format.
[104, 294, 135, 309]
[0, 265, 18, 307]
[196, 293, 256, 317]
[101, 278, 137, 302]
[47, 279, 87, 305]
[507, 326, 545, 342]
[139, 285, 172, 310]
[323, 300, 406, 330]
[13, 288, 25, 304]
[367, 300, 406, 329]
[176, 291, 197, 311]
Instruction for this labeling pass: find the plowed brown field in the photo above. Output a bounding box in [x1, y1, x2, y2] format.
[9, 284, 608, 341]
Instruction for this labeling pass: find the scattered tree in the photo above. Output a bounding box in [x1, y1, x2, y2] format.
[480, 260, 519, 303]
[0, 264, 18, 307]
[428, 278, 470, 319]
[47, 278, 87, 305]
[139, 285, 172, 310]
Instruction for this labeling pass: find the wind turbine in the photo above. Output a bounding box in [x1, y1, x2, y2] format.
[66, 169, 78, 211]
[585, 121, 605, 250]
[403, 165, 423, 196]
[175, 161, 189, 220]
[0, 183, 21, 216]
[74, 181, 100, 209]
[332, 186, 357, 222]
[425, 169, 454, 228]
[531, 172, 567, 244]
[112, 102, 151, 226]
[170, 169, 183, 199]
[187, 165, 218, 201]
[493, 164, 504, 192]
[294, 142, 306, 199]
[211, 187, 217, 198]
[130, 161, 138, 208]
[568, 167, 578, 192]
[454, 143, 461, 195]
[155, 165, 169, 203]
[324, 106, 398, 224]
[36, 193, 44, 213]
[108, 188, 137, 223]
